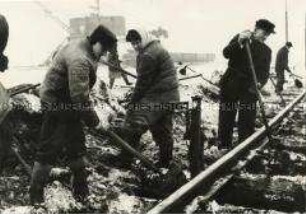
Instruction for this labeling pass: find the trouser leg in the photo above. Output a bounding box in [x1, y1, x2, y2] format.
[151, 113, 174, 168]
[276, 70, 285, 92]
[109, 78, 115, 89]
[238, 100, 257, 143]
[218, 100, 238, 149]
[29, 161, 51, 205]
[69, 157, 89, 202]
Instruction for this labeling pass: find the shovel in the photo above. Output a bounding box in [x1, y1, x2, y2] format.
[100, 59, 137, 79]
[268, 76, 286, 106]
[93, 127, 178, 174]
[92, 127, 186, 197]
[288, 72, 303, 88]
[181, 65, 220, 88]
[245, 41, 273, 141]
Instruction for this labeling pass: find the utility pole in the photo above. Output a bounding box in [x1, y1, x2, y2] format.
[96, 0, 100, 17]
[285, 0, 289, 42]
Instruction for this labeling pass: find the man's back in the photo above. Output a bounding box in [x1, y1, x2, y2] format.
[40, 39, 97, 104]
[275, 46, 289, 71]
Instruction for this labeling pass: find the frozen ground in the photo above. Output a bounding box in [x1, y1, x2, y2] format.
[0, 62, 305, 213]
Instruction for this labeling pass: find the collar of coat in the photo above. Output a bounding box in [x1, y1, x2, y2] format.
[139, 40, 159, 54]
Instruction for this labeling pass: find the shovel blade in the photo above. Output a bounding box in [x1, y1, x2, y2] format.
[295, 79, 303, 88]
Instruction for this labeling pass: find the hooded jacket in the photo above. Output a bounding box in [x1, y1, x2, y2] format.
[40, 38, 99, 127]
[130, 28, 179, 103]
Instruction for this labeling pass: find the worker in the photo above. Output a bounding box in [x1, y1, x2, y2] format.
[115, 27, 179, 168]
[218, 19, 275, 150]
[275, 42, 293, 93]
[29, 25, 117, 205]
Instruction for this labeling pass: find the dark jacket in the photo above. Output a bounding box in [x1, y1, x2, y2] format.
[275, 46, 290, 72]
[220, 34, 271, 98]
[132, 40, 179, 103]
[40, 38, 99, 127]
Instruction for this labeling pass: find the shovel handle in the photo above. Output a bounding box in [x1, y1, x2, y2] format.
[245, 41, 272, 140]
[98, 128, 161, 173]
[100, 59, 137, 79]
[290, 72, 303, 79]
[268, 76, 286, 105]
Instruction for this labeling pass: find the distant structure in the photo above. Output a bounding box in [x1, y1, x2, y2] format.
[36, 0, 214, 67]
[69, 15, 126, 39]
[122, 51, 215, 67]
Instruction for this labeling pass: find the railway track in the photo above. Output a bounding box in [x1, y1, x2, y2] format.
[147, 89, 306, 213]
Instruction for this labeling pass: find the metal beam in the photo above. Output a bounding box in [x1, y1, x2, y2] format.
[147, 90, 306, 214]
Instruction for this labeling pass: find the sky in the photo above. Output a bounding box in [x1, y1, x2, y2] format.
[0, 0, 306, 69]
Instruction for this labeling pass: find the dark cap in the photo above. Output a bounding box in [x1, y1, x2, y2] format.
[286, 42, 293, 47]
[255, 19, 276, 34]
[88, 25, 117, 51]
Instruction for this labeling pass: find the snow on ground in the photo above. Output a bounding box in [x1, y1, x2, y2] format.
[0, 61, 305, 213]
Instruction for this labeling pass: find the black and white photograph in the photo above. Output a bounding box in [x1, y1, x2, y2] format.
[0, 0, 305, 213]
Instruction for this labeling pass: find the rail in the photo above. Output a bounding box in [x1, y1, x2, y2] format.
[147, 90, 306, 214]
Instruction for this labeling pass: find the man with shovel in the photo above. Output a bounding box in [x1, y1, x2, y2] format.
[115, 27, 179, 168]
[29, 25, 117, 205]
[218, 19, 275, 150]
[275, 42, 293, 93]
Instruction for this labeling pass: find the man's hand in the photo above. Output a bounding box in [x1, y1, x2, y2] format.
[238, 30, 252, 46]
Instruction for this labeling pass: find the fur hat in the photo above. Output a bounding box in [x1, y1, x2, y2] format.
[88, 25, 117, 51]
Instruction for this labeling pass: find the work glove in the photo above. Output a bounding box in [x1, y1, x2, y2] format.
[238, 30, 252, 46]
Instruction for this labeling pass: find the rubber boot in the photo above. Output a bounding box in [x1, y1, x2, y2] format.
[29, 162, 51, 205]
[69, 157, 89, 203]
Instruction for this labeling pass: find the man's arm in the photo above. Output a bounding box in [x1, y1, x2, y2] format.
[130, 54, 157, 103]
[223, 35, 241, 59]
[68, 58, 99, 127]
[223, 31, 252, 59]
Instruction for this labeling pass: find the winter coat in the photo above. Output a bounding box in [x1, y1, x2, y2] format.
[275, 46, 290, 73]
[220, 34, 271, 99]
[130, 29, 179, 103]
[40, 38, 99, 127]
